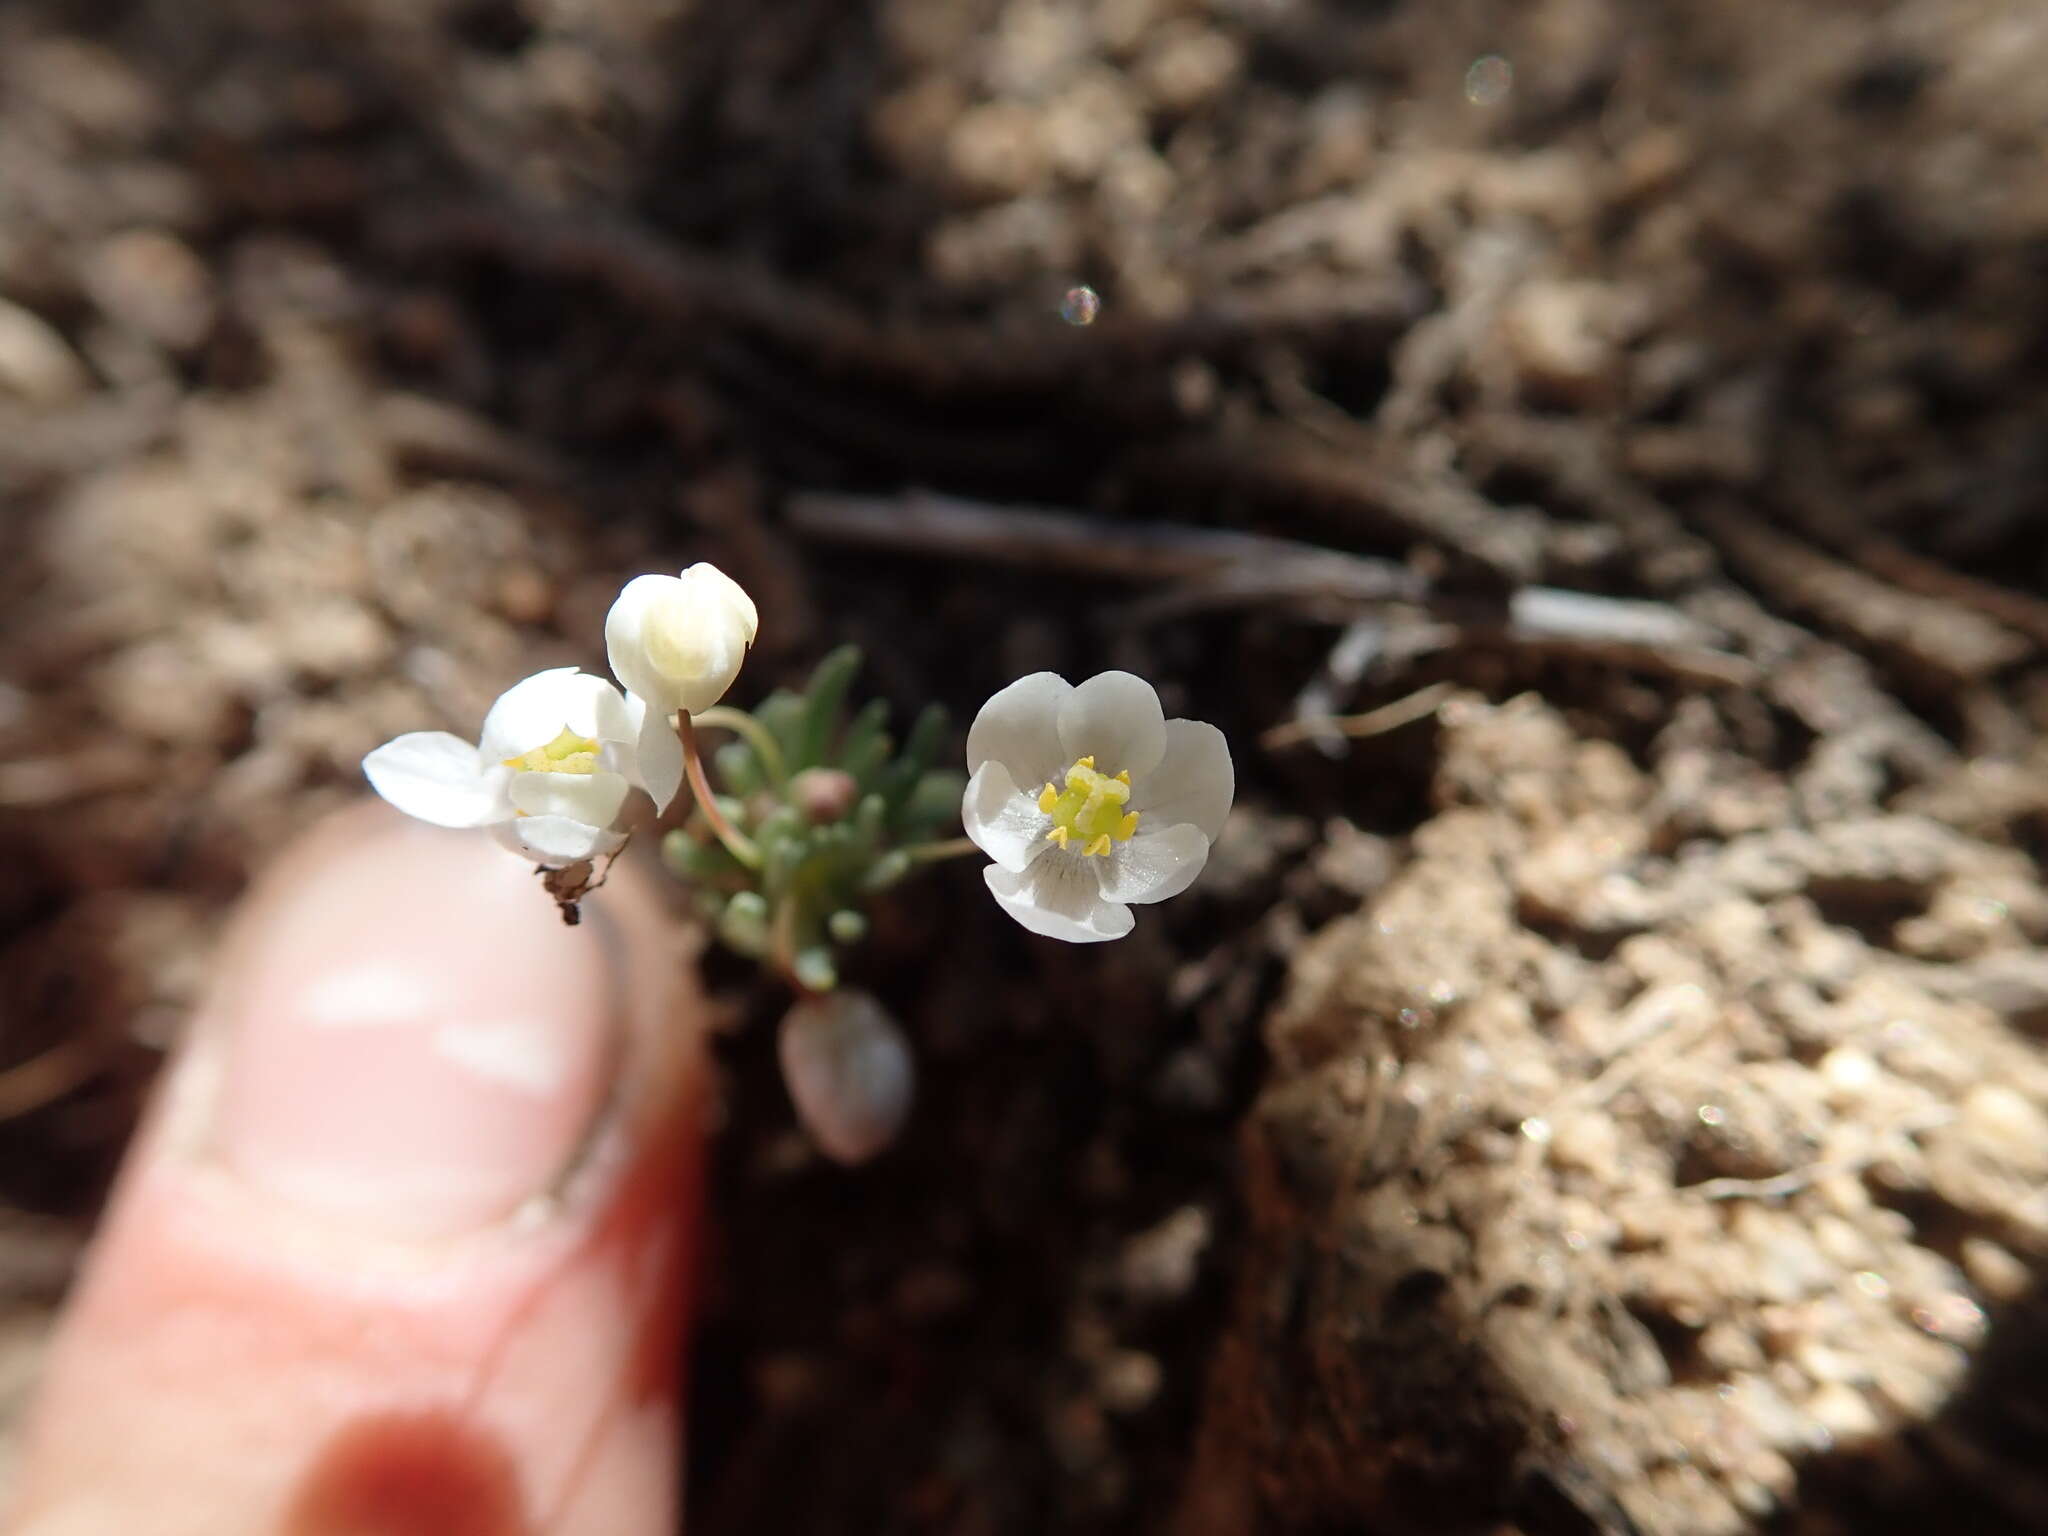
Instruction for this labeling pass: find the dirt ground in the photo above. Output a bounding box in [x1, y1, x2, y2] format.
[3, 0, 2048, 1531]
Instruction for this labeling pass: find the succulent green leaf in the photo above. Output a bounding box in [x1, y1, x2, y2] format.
[862, 849, 913, 892]
[901, 769, 967, 834]
[720, 891, 771, 956]
[791, 945, 838, 992]
[756, 690, 806, 760]
[797, 645, 863, 768]
[837, 699, 892, 786]
[713, 739, 762, 795]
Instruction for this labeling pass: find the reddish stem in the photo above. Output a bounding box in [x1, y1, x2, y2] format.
[678, 711, 762, 868]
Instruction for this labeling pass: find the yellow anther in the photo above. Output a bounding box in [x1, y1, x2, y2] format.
[1039, 756, 1141, 856]
[504, 725, 602, 775]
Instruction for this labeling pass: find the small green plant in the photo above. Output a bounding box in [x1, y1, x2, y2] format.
[659, 645, 965, 994]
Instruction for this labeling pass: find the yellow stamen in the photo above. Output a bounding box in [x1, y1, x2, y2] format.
[504, 725, 603, 776]
[1039, 756, 1141, 856]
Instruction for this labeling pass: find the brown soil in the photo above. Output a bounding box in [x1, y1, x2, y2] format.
[3, 0, 2048, 1531]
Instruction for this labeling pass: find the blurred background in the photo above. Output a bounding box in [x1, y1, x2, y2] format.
[3, 0, 2048, 1531]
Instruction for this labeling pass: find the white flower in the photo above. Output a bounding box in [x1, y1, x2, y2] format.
[605, 563, 759, 720]
[962, 670, 1233, 943]
[362, 667, 684, 865]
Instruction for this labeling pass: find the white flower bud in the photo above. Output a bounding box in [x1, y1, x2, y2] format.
[604, 563, 759, 719]
[778, 990, 914, 1164]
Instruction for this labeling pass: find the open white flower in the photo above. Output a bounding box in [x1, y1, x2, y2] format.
[605, 563, 759, 720]
[962, 671, 1232, 943]
[363, 667, 684, 865]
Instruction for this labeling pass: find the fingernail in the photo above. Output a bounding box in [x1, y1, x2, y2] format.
[210, 805, 622, 1240]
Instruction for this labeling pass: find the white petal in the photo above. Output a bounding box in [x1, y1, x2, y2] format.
[1129, 719, 1233, 842]
[490, 814, 623, 865]
[363, 732, 509, 828]
[628, 692, 683, 813]
[984, 857, 1134, 944]
[1057, 671, 1166, 778]
[508, 768, 630, 828]
[778, 990, 914, 1165]
[604, 576, 671, 713]
[965, 671, 1070, 786]
[962, 760, 1054, 873]
[1095, 821, 1210, 905]
[681, 562, 758, 643]
[479, 668, 629, 762]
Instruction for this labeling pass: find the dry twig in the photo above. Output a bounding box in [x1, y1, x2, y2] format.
[788, 490, 1754, 691]
[785, 489, 1425, 604]
[1262, 683, 1456, 750]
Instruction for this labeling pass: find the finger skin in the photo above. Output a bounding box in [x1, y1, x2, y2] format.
[7, 806, 705, 1536]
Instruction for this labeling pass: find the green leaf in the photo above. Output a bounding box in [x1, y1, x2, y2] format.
[719, 892, 771, 956]
[861, 849, 913, 891]
[837, 699, 892, 786]
[797, 645, 862, 768]
[854, 792, 887, 850]
[900, 702, 947, 776]
[900, 768, 966, 834]
[755, 690, 806, 760]
[791, 946, 838, 992]
[713, 739, 762, 796]
[663, 829, 737, 882]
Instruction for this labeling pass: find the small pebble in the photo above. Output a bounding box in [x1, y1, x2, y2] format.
[1805, 1382, 1880, 1443]
[0, 299, 90, 403]
[1960, 1236, 2029, 1301]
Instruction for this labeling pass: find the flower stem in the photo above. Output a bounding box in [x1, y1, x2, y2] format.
[901, 835, 979, 864]
[678, 711, 763, 868]
[692, 704, 790, 788]
[770, 894, 802, 991]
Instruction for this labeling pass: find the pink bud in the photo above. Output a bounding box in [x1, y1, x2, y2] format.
[778, 991, 913, 1164]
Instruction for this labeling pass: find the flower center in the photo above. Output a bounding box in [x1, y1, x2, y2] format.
[1037, 755, 1139, 857]
[503, 725, 603, 776]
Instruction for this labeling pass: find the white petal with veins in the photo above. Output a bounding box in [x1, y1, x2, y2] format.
[1057, 670, 1167, 778]
[984, 857, 1135, 943]
[362, 732, 509, 829]
[1096, 822, 1211, 905]
[964, 671, 1070, 786]
[962, 760, 1053, 873]
[1127, 719, 1233, 841]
